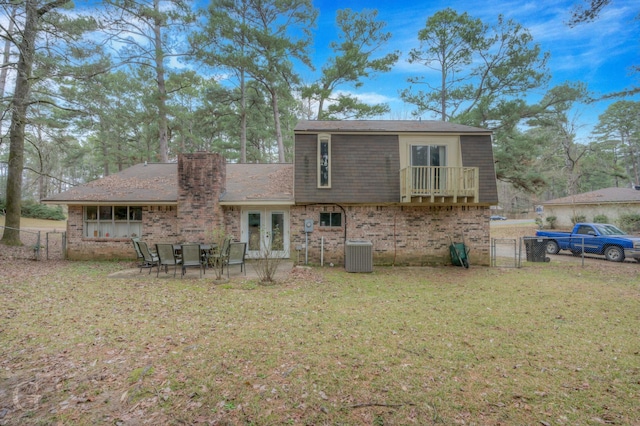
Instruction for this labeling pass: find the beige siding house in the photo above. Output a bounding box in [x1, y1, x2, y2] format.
[542, 187, 640, 228]
[43, 120, 499, 266]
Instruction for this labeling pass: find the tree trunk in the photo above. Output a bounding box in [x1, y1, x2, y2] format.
[270, 90, 285, 163]
[2, 0, 67, 244]
[0, 4, 16, 102]
[240, 68, 247, 163]
[154, 0, 169, 163]
[2, 0, 38, 245]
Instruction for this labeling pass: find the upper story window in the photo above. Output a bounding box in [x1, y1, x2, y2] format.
[411, 145, 447, 167]
[85, 206, 142, 238]
[318, 134, 331, 188]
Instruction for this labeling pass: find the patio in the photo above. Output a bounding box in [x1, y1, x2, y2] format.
[107, 259, 295, 280]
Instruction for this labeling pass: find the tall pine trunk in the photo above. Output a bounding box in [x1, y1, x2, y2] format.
[2, 0, 66, 245]
[2, 0, 38, 245]
[154, 0, 169, 162]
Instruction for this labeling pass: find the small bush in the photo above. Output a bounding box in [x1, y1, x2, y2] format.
[571, 214, 586, 225]
[617, 213, 640, 234]
[20, 202, 66, 221]
[544, 216, 557, 229]
[593, 214, 609, 223]
[1, 199, 65, 220]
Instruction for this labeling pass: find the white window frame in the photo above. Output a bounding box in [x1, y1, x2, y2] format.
[317, 134, 331, 188]
[84, 205, 142, 238]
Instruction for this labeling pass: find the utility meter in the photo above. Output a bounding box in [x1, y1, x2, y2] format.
[304, 219, 314, 233]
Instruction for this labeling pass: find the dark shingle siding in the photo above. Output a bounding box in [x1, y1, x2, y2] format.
[460, 135, 498, 204]
[294, 134, 400, 203]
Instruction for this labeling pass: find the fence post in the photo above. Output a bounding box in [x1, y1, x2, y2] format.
[35, 231, 41, 260]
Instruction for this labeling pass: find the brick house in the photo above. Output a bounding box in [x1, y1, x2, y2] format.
[43, 120, 498, 266]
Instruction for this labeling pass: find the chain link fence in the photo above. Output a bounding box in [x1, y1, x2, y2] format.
[0, 226, 66, 261]
[491, 236, 588, 268]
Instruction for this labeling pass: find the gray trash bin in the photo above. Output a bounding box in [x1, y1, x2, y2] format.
[523, 237, 550, 262]
[345, 240, 373, 272]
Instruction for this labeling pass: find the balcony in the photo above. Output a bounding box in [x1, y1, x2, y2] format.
[400, 166, 479, 204]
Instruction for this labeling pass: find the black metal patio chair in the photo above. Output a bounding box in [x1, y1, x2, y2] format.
[225, 242, 247, 278]
[155, 243, 181, 277]
[181, 244, 204, 278]
[137, 241, 159, 274]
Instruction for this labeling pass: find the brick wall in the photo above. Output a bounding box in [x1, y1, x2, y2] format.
[177, 152, 226, 242]
[290, 204, 491, 266]
[222, 206, 241, 240]
[66, 205, 178, 260]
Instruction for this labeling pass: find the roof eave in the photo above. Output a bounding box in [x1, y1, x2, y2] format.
[41, 200, 178, 206]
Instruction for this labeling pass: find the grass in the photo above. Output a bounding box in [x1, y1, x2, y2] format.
[0, 216, 67, 230]
[1, 258, 639, 425]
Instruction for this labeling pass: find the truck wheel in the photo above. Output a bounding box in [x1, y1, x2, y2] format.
[604, 246, 624, 262]
[545, 240, 560, 254]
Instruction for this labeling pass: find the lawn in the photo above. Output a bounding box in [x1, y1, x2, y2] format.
[1, 259, 639, 425]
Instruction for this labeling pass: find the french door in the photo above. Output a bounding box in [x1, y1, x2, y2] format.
[243, 208, 289, 258]
[411, 145, 447, 192]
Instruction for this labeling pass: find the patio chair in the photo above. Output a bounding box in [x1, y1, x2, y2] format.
[137, 241, 159, 274]
[225, 242, 247, 278]
[208, 237, 231, 272]
[132, 237, 144, 266]
[181, 244, 204, 278]
[155, 243, 181, 278]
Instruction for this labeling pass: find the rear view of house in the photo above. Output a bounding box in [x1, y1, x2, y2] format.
[43, 120, 498, 266]
[291, 120, 498, 266]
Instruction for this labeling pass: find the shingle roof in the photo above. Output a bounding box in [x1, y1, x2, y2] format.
[543, 187, 640, 205]
[294, 120, 491, 134]
[221, 163, 293, 204]
[42, 163, 177, 204]
[42, 162, 294, 205]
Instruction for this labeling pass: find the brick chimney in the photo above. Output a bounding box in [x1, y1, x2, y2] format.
[177, 152, 226, 242]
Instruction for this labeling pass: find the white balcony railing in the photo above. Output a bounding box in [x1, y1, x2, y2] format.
[400, 166, 479, 203]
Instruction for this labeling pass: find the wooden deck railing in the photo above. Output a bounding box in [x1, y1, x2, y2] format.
[400, 166, 479, 203]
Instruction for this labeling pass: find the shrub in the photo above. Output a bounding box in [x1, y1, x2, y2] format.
[252, 227, 287, 284]
[593, 214, 609, 223]
[0, 199, 66, 220]
[617, 213, 640, 234]
[544, 216, 557, 229]
[21, 202, 66, 220]
[571, 214, 586, 225]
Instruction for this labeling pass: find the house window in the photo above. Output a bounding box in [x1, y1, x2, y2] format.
[84, 206, 142, 238]
[318, 135, 331, 188]
[411, 145, 446, 167]
[411, 145, 447, 191]
[320, 212, 341, 227]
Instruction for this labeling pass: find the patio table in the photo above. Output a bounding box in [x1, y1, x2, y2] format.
[172, 243, 218, 268]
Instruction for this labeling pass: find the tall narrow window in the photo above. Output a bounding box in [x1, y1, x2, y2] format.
[318, 135, 331, 188]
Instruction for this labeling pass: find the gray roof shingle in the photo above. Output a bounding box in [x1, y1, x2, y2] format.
[42, 162, 294, 205]
[221, 163, 293, 204]
[543, 187, 640, 205]
[42, 163, 177, 204]
[294, 120, 492, 134]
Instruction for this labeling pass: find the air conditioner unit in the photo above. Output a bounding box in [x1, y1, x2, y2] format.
[345, 240, 373, 273]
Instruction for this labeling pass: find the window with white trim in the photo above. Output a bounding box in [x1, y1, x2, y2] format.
[318, 134, 331, 188]
[84, 206, 142, 238]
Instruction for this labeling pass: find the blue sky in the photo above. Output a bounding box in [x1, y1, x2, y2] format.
[304, 0, 640, 139]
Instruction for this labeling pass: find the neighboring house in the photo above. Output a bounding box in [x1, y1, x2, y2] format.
[542, 186, 640, 228]
[43, 120, 498, 266]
